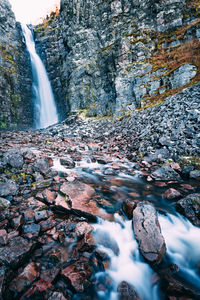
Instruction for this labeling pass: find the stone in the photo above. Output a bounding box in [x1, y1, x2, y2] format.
[35, 210, 48, 222]
[163, 188, 182, 200]
[0, 181, 18, 197]
[189, 170, 200, 180]
[2, 150, 24, 169]
[61, 262, 92, 293]
[60, 157, 75, 168]
[132, 202, 166, 264]
[0, 198, 10, 211]
[117, 281, 140, 300]
[43, 189, 56, 204]
[122, 200, 137, 219]
[176, 193, 200, 226]
[10, 262, 41, 292]
[0, 236, 34, 267]
[33, 158, 51, 175]
[11, 215, 24, 229]
[151, 165, 181, 181]
[0, 230, 8, 246]
[49, 292, 67, 300]
[21, 279, 54, 299]
[23, 224, 41, 236]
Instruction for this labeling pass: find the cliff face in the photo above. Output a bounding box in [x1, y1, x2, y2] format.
[0, 0, 32, 129]
[34, 0, 200, 118]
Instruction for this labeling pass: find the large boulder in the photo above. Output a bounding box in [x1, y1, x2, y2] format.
[132, 202, 166, 264]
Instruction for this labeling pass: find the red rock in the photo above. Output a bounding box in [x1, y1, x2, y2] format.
[39, 217, 56, 232]
[117, 281, 140, 300]
[21, 279, 54, 299]
[10, 262, 41, 292]
[55, 194, 69, 210]
[154, 182, 167, 187]
[40, 267, 60, 283]
[77, 232, 96, 252]
[23, 209, 35, 223]
[0, 230, 8, 246]
[180, 184, 195, 191]
[7, 230, 19, 240]
[75, 222, 93, 237]
[61, 262, 92, 293]
[122, 200, 136, 219]
[11, 215, 24, 229]
[43, 189, 56, 204]
[163, 188, 182, 200]
[170, 162, 181, 172]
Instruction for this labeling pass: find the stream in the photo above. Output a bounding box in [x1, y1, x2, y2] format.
[53, 157, 200, 299]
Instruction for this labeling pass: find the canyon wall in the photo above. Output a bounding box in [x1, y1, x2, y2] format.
[34, 0, 200, 118]
[0, 0, 32, 130]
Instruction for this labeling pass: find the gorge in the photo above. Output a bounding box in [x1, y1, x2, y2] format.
[0, 0, 200, 299]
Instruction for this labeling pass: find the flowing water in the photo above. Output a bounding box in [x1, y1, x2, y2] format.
[21, 24, 58, 129]
[53, 157, 200, 299]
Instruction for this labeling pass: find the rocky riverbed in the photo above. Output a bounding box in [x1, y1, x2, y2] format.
[0, 113, 200, 299]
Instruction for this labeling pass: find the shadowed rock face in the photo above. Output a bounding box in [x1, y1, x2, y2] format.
[132, 202, 166, 264]
[0, 0, 32, 129]
[34, 0, 200, 118]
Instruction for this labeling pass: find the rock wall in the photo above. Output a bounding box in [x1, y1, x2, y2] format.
[35, 0, 200, 117]
[0, 0, 32, 130]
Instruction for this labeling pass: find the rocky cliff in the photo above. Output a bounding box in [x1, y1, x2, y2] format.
[34, 0, 200, 117]
[0, 0, 32, 130]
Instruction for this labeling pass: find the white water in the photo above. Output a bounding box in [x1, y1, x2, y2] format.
[93, 214, 159, 300]
[93, 213, 200, 299]
[21, 24, 58, 129]
[159, 213, 200, 289]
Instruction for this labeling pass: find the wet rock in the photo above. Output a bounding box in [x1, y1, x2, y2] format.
[176, 193, 200, 226]
[0, 198, 10, 211]
[189, 170, 200, 180]
[117, 281, 140, 300]
[151, 165, 181, 181]
[163, 188, 182, 200]
[21, 279, 54, 299]
[0, 236, 34, 268]
[122, 200, 137, 219]
[49, 292, 67, 300]
[61, 262, 92, 293]
[35, 179, 53, 189]
[132, 202, 166, 264]
[0, 180, 18, 197]
[75, 222, 93, 237]
[0, 230, 8, 246]
[10, 262, 41, 292]
[40, 267, 60, 283]
[60, 181, 102, 219]
[60, 157, 75, 168]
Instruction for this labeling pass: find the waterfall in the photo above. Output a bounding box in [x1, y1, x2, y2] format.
[21, 23, 58, 129]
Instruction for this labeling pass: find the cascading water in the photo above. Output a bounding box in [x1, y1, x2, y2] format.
[52, 157, 200, 299]
[21, 23, 58, 129]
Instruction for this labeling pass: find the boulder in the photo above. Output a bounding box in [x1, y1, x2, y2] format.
[132, 202, 166, 264]
[176, 193, 200, 226]
[117, 281, 140, 300]
[61, 262, 92, 293]
[0, 236, 34, 268]
[10, 262, 41, 292]
[2, 150, 24, 169]
[163, 188, 182, 200]
[151, 165, 181, 181]
[0, 180, 18, 197]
